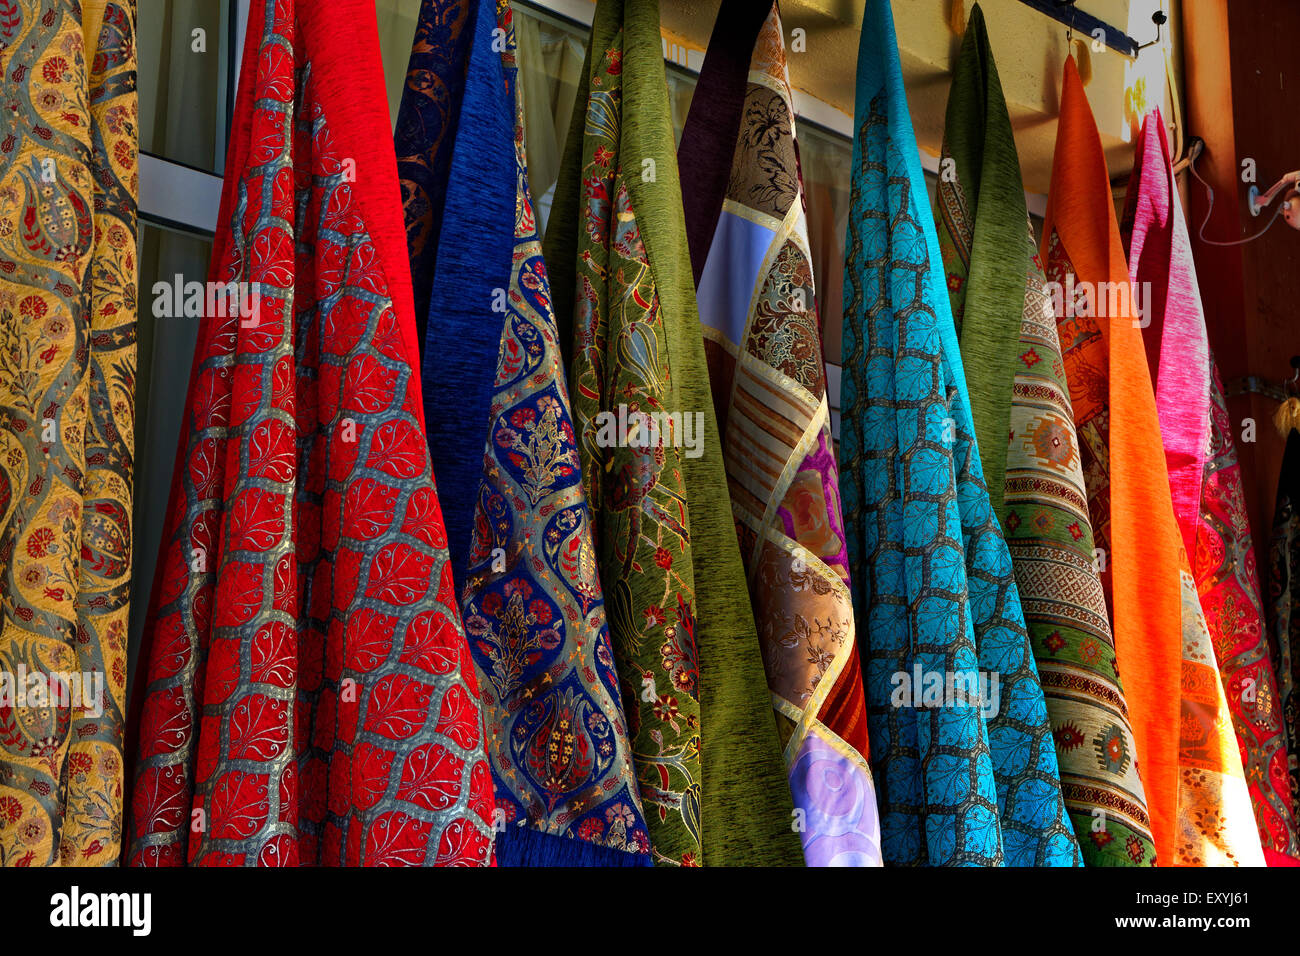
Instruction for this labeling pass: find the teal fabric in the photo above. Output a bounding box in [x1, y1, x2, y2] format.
[838, 0, 1080, 866]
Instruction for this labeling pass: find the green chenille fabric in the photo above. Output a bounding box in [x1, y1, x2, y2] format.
[932, 6, 1025, 524]
[542, 0, 801, 866]
[933, 6, 1156, 865]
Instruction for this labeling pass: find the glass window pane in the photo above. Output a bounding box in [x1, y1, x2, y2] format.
[129, 224, 211, 681]
[137, 0, 230, 173]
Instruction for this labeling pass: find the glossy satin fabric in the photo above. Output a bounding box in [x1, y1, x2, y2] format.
[839, 0, 1079, 867]
[679, 0, 881, 867]
[126, 0, 495, 866]
[0, 0, 137, 868]
[934, 6, 1154, 866]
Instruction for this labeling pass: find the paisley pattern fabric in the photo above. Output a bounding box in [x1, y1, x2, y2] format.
[404, 0, 649, 866]
[0, 0, 137, 867]
[1044, 64, 1263, 866]
[933, 6, 1153, 866]
[393, 0, 473, 348]
[680, 0, 881, 867]
[839, 0, 1079, 867]
[1266, 430, 1300, 814]
[126, 0, 494, 866]
[1121, 112, 1297, 863]
[544, 0, 801, 866]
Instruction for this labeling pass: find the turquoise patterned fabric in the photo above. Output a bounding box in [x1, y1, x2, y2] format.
[838, 0, 1081, 867]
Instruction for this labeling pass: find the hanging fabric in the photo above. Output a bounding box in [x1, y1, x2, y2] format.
[933, 4, 1154, 866]
[399, 0, 650, 867]
[124, 0, 495, 866]
[1123, 109, 1299, 865]
[1267, 426, 1300, 820]
[1043, 59, 1263, 866]
[543, 0, 801, 866]
[393, 0, 475, 351]
[0, 0, 137, 868]
[677, 0, 880, 867]
[840, 0, 1079, 867]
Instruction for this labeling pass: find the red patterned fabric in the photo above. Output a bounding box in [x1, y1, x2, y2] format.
[124, 0, 495, 866]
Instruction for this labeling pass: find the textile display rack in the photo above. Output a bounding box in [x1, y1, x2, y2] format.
[2, 0, 1299, 884]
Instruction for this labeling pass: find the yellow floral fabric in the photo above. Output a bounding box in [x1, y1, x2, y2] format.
[0, 0, 137, 867]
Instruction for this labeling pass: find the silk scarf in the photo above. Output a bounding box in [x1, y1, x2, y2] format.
[400, 0, 650, 867]
[1267, 427, 1300, 817]
[840, 0, 1079, 867]
[1043, 59, 1263, 866]
[934, 5, 1154, 866]
[544, 0, 801, 866]
[125, 0, 495, 866]
[678, 0, 881, 867]
[0, 0, 136, 868]
[1122, 110, 1299, 864]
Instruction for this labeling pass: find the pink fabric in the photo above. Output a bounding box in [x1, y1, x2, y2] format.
[1122, 109, 1209, 559]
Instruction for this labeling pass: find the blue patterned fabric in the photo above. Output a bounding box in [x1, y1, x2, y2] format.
[393, 0, 476, 347]
[838, 0, 1081, 867]
[400, 0, 652, 867]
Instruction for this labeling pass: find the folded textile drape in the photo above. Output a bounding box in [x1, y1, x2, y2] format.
[934, 5, 1154, 866]
[678, 0, 881, 867]
[393, 0, 474, 350]
[1267, 426, 1300, 820]
[0, 0, 138, 868]
[125, 0, 495, 866]
[399, 0, 650, 867]
[840, 0, 1079, 867]
[1043, 59, 1262, 866]
[544, 0, 801, 866]
[1122, 109, 1299, 864]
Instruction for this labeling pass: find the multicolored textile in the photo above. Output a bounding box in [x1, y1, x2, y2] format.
[544, 0, 801, 866]
[839, 0, 1079, 867]
[393, 0, 473, 348]
[401, 0, 649, 866]
[1043, 60, 1263, 866]
[1266, 428, 1300, 816]
[0, 0, 137, 868]
[934, 6, 1154, 866]
[126, 0, 495, 866]
[1122, 110, 1299, 864]
[679, 0, 880, 867]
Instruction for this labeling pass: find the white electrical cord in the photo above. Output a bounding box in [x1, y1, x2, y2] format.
[1188, 149, 1286, 246]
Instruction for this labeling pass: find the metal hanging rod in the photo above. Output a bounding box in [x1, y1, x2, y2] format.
[1016, 0, 1163, 59]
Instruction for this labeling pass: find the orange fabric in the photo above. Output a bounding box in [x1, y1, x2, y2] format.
[1041, 58, 1183, 865]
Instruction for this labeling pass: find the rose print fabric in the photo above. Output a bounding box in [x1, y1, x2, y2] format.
[0, 0, 137, 867]
[125, 0, 495, 866]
